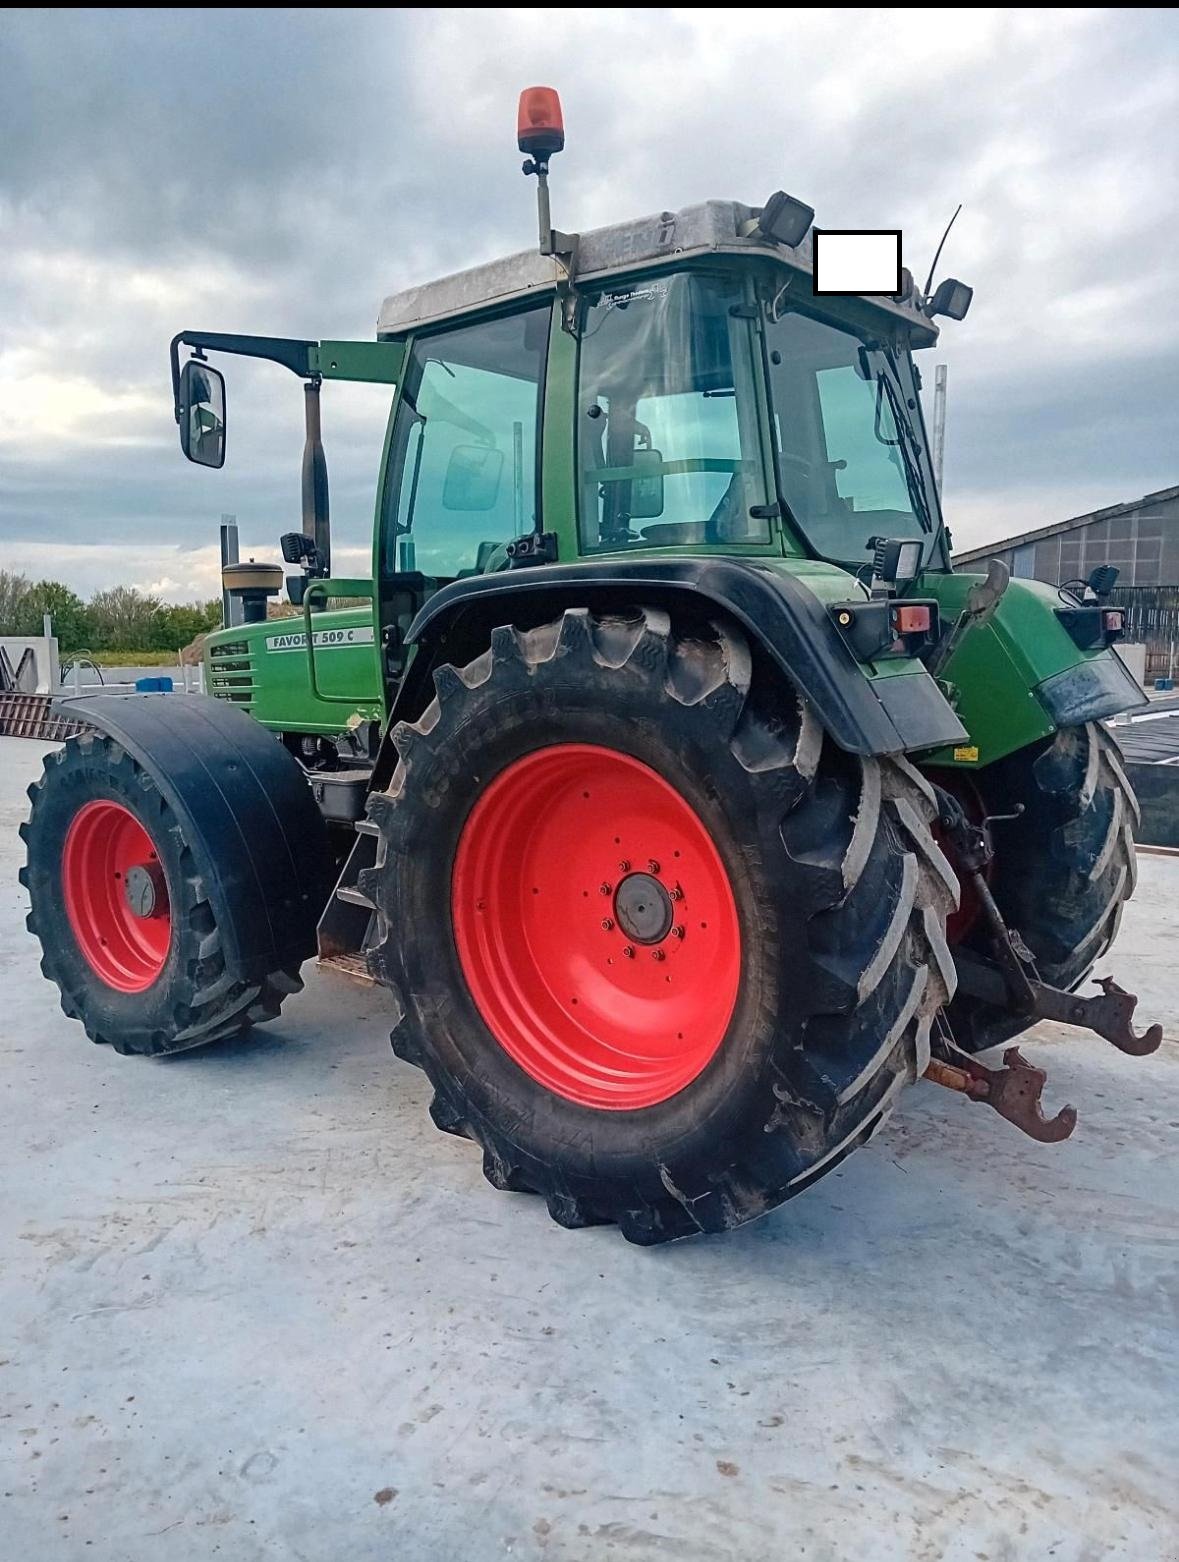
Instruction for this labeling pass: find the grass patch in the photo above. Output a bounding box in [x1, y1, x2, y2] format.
[63, 649, 184, 667]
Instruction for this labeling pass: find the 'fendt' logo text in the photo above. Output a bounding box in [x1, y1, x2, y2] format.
[265, 626, 375, 653]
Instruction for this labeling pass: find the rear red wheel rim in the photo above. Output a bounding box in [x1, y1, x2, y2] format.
[62, 800, 171, 992]
[452, 744, 741, 1110]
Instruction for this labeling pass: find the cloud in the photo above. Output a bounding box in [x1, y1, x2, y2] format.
[1, 7, 1176, 599]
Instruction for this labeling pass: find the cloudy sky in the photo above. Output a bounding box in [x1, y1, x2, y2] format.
[2, 7, 1176, 602]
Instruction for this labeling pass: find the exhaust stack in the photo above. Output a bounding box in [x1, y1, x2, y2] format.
[302, 380, 330, 577]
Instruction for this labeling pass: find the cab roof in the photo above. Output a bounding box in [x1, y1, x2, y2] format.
[377, 199, 939, 346]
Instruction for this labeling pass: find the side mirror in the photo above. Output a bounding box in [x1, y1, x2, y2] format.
[443, 444, 504, 512]
[627, 448, 665, 519]
[178, 358, 226, 468]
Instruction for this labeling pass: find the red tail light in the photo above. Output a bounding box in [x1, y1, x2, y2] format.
[894, 604, 932, 634]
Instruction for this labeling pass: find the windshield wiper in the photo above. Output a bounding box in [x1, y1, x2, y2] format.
[876, 362, 934, 538]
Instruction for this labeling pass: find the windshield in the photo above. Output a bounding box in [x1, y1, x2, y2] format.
[577, 273, 771, 552]
[764, 306, 941, 572]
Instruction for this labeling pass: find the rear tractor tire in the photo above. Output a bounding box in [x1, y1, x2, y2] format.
[364, 607, 958, 1243]
[21, 734, 303, 1055]
[939, 720, 1139, 1054]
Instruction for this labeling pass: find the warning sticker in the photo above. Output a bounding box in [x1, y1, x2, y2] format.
[952, 745, 980, 763]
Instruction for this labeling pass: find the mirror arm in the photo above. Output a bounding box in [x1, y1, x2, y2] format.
[170, 331, 319, 421]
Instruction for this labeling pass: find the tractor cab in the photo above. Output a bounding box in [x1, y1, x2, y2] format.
[369, 194, 952, 588]
[172, 193, 962, 750]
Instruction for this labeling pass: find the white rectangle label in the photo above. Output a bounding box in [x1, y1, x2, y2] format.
[265, 625, 375, 653]
[813, 230, 902, 295]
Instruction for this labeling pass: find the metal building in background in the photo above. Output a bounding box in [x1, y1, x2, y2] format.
[953, 485, 1179, 680]
[953, 485, 1179, 585]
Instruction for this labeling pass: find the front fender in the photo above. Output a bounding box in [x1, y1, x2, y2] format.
[54, 693, 331, 982]
[395, 558, 967, 758]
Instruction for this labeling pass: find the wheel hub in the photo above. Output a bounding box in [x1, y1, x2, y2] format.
[613, 871, 673, 945]
[123, 862, 167, 920]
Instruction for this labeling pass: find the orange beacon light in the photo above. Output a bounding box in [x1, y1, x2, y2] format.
[517, 87, 565, 159]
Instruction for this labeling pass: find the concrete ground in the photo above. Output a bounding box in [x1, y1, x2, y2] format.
[1, 736, 1176, 1562]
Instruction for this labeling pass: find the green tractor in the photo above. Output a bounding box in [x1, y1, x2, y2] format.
[22, 90, 1160, 1242]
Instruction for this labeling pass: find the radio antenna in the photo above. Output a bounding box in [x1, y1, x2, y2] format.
[923, 203, 963, 298]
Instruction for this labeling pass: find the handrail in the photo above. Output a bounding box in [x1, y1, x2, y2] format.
[301, 579, 376, 706]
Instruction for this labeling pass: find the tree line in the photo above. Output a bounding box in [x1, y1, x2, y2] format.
[0, 572, 222, 654]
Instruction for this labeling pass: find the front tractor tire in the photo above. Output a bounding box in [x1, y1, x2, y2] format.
[21, 734, 303, 1055]
[365, 608, 958, 1243]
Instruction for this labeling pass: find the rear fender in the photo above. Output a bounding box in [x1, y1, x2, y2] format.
[382, 558, 966, 772]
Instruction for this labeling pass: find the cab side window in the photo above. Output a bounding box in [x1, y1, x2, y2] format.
[383, 304, 550, 579]
[576, 274, 770, 553]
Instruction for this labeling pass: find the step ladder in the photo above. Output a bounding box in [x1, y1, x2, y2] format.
[318, 817, 380, 981]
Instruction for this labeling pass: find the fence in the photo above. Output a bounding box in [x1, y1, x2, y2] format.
[0, 692, 91, 741]
[1108, 585, 1179, 681]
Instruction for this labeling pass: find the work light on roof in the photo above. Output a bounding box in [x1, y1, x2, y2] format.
[924, 276, 973, 321]
[756, 190, 815, 249]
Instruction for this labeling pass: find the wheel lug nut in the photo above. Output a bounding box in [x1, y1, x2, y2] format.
[622, 944, 635, 959]
[672, 925, 685, 940]
[647, 858, 660, 874]
[618, 859, 630, 874]
[601, 918, 614, 932]
[599, 882, 613, 896]
[669, 884, 683, 901]
[651, 948, 666, 962]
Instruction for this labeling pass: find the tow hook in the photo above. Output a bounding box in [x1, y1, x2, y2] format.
[924, 1049, 1077, 1143]
[1082, 976, 1164, 1056]
[953, 955, 1164, 1058]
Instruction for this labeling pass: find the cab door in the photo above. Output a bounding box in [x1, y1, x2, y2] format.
[374, 302, 553, 692]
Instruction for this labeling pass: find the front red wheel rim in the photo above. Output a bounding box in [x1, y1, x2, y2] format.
[451, 744, 741, 1110]
[62, 800, 171, 992]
